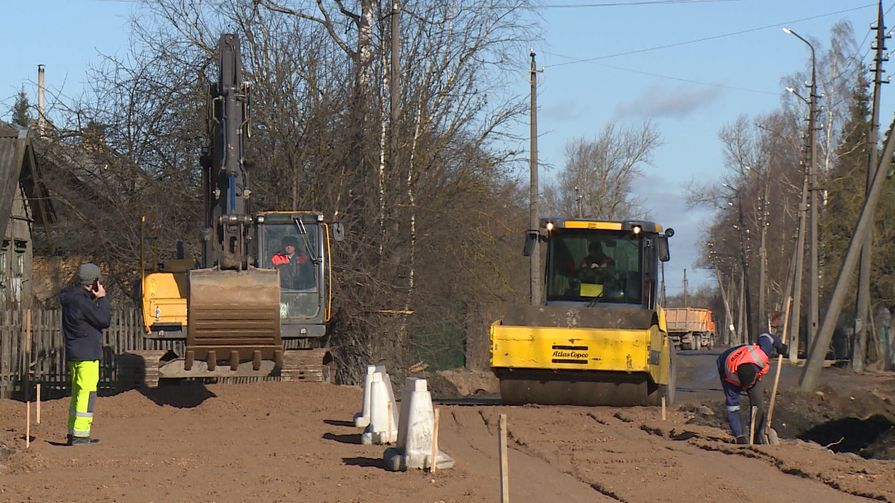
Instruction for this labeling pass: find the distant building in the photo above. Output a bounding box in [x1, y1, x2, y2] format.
[0, 121, 53, 308]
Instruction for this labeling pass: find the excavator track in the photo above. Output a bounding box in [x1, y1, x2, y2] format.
[280, 348, 333, 383]
[117, 350, 166, 389]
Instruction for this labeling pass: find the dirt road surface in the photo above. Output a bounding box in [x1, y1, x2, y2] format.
[2, 351, 894, 502]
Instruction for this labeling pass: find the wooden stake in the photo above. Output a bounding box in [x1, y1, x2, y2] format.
[430, 408, 440, 473]
[36, 383, 41, 425]
[26, 401, 30, 449]
[24, 310, 31, 403]
[499, 414, 509, 503]
[766, 296, 793, 435]
[661, 396, 666, 421]
[749, 406, 757, 446]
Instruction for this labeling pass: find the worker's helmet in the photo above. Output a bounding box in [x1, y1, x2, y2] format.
[282, 236, 299, 248]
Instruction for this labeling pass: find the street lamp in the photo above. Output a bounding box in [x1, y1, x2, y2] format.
[786, 86, 809, 104]
[783, 26, 820, 359]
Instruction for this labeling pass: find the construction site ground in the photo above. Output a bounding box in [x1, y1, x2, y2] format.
[2, 350, 895, 503]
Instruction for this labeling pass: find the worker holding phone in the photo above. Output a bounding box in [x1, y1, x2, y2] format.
[59, 263, 111, 445]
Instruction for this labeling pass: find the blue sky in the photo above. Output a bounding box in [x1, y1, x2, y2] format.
[1, 1, 890, 296]
[512, 0, 890, 295]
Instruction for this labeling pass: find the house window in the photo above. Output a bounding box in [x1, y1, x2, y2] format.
[0, 240, 7, 304]
[11, 240, 26, 303]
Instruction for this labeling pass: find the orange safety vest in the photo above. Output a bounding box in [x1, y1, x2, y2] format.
[722, 344, 769, 387]
[272, 253, 308, 266]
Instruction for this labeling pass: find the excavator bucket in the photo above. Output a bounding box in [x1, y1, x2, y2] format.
[186, 268, 283, 369]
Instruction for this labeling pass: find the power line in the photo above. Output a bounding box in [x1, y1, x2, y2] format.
[545, 3, 876, 68]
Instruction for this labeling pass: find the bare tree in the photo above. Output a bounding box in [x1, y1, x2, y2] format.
[543, 121, 661, 220]
[34, 0, 537, 384]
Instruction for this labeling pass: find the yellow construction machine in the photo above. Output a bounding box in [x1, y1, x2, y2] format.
[120, 34, 339, 387]
[490, 218, 676, 406]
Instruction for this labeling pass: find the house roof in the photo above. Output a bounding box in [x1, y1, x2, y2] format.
[0, 121, 55, 241]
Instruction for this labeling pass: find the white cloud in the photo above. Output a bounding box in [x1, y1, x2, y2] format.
[542, 99, 586, 122]
[614, 84, 724, 119]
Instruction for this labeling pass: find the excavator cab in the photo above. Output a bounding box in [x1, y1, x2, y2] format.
[255, 211, 334, 341]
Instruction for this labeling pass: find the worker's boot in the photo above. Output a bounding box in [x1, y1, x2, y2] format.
[68, 436, 101, 446]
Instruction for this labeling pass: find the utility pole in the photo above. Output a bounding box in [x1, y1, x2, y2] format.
[682, 269, 689, 308]
[757, 165, 771, 334]
[715, 267, 735, 346]
[801, 112, 895, 391]
[575, 186, 583, 218]
[784, 27, 820, 354]
[806, 37, 820, 357]
[789, 169, 809, 362]
[853, 1, 887, 372]
[736, 196, 754, 343]
[529, 50, 540, 306]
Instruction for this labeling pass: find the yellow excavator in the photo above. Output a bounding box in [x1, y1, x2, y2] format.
[490, 218, 676, 406]
[120, 34, 339, 387]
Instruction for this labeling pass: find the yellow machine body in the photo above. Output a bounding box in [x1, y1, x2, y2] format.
[141, 270, 189, 337]
[490, 322, 670, 379]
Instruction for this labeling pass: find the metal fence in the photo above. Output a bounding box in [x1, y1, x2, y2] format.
[0, 307, 180, 399]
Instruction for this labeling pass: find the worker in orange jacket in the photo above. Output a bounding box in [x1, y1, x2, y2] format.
[717, 333, 787, 444]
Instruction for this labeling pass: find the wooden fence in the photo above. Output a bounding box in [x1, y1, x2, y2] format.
[0, 307, 180, 399]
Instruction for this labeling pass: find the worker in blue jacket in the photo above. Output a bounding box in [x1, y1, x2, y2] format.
[717, 333, 787, 444]
[60, 263, 111, 446]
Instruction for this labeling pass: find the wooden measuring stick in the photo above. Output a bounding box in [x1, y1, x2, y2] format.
[26, 401, 30, 449]
[430, 408, 440, 473]
[499, 414, 509, 503]
[36, 383, 41, 425]
[661, 396, 666, 421]
[24, 310, 31, 404]
[749, 406, 757, 446]
[766, 296, 793, 435]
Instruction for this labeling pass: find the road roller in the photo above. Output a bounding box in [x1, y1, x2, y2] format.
[490, 218, 676, 406]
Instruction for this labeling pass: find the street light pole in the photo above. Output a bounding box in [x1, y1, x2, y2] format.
[784, 27, 820, 356]
[854, 2, 887, 371]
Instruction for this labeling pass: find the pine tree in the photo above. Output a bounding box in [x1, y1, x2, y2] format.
[820, 73, 870, 310]
[10, 88, 31, 128]
[822, 71, 895, 314]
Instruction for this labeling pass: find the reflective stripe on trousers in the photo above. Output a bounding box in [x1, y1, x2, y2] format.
[67, 360, 99, 438]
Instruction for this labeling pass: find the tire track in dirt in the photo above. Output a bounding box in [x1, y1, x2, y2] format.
[466, 404, 875, 503]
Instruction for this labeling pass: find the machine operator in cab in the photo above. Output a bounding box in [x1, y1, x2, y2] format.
[272, 236, 314, 290]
